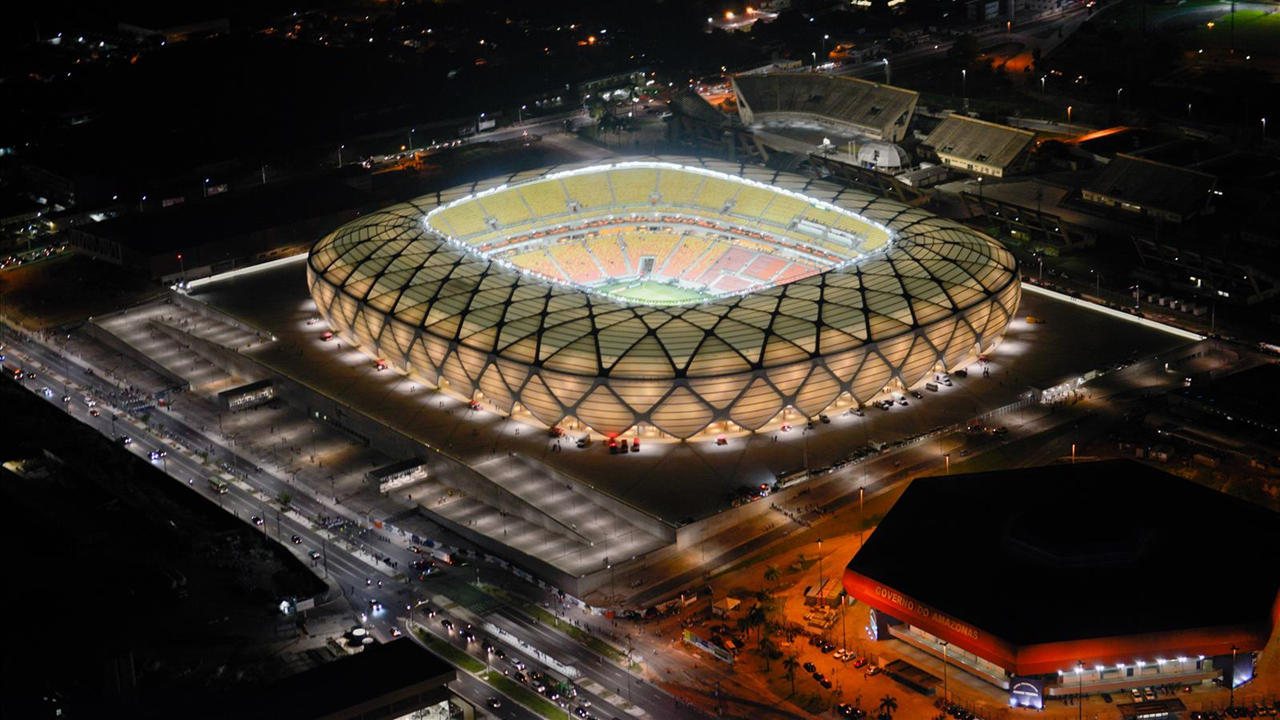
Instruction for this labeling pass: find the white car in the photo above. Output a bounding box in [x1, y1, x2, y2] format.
[41, 387, 53, 397]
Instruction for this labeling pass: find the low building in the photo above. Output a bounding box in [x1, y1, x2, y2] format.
[227, 638, 458, 719]
[921, 114, 1036, 177]
[1170, 364, 1280, 435]
[1082, 154, 1218, 223]
[844, 460, 1279, 704]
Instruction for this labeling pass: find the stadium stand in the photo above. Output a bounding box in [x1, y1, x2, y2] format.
[549, 242, 605, 284]
[657, 169, 705, 206]
[610, 168, 660, 206]
[562, 174, 615, 209]
[761, 194, 808, 227]
[682, 243, 728, 281]
[921, 114, 1036, 178]
[731, 74, 920, 143]
[692, 177, 741, 212]
[660, 235, 709, 278]
[508, 251, 569, 283]
[729, 186, 775, 219]
[1082, 154, 1218, 223]
[776, 262, 818, 284]
[623, 233, 680, 274]
[432, 200, 489, 238]
[743, 255, 787, 281]
[587, 237, 630, 276]
[477, 191, 533, 227]
[520, 181, 571, 218]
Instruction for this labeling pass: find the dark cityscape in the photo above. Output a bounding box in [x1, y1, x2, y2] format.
[1, 0, 1277, 718]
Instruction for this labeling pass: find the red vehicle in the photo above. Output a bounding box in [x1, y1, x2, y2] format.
[375, 359, 388, 371]
[320, 331, 334, 341]
[630, 438, 640, 453]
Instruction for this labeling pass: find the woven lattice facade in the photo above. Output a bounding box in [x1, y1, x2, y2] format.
[307, 158, 1019, 438]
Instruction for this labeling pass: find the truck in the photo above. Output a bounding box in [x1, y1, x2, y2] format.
[208, 476, 230, 494]
[430, 548, 455, 565]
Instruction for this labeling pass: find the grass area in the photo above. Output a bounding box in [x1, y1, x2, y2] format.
[415, 628, 485, 673]
[481, 671, 570, 720]
[595, 279, 709, 305]
[527, 606, 630, 664]
[1195, 9, 1280, 53]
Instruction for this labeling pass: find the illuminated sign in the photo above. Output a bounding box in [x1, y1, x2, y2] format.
[1010, 677, 1043, 709]
[873, 585, 981, 640]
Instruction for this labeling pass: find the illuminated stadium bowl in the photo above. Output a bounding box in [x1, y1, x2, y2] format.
[307, 157, 1020, 439]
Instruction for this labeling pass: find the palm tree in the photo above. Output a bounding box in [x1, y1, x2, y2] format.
[763, 564, 781, 586]
[782, 654, 800, 697]
[757, 636, 778, 671]
[746, 603, 767, 640]
[878, 694, 899, 719]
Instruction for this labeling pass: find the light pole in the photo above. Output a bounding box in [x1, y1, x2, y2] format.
[1067, 105, 1073, 124]
[817, 537, 824, 589]
[177, 253, 185, 282]
[1076, 661, 1084, 720]
[407, 128, 415, 153]
[1116, 87, 1124, 107]
[1263, 117, 1267, 139]
[1229, 646, 1238, 708]
[811, 51, 817, 69]
[1040, 75, 1046, 95]
[518, 104, 527, 124]
[822, 34, 830, 59]
[338, 144, 345, 167]
[940, 640, 949, 705]
[858, 485, 864, 548]
[882, 58, 891, 85]
[961, 69, 967, 107]
[1187, 103, 1193, 119]
[202, 177, 210, 197]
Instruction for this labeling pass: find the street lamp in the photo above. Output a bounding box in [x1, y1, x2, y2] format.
[1229, 646, 1238, 707]
[811, 51, 817, 70]
[939, 640, 949, 705]
[338, 144, 345, 167]
[1263, 117, 1268, 139]
[1067, 105, 1073, 123]
[519, 104, 527, 124]
[177, 253, 185, 281]
[407, 128, 415, 153]
[817, 537, 824, 589]
[1040, 75, 1046, 95]
[961, 68, 967, 107]
[1116, 87, 1124, 106]
[882, 58, 890, 84]
[822, 34, 830, 58]
[202, 177, 210, 197]
[944, 453, 950, 474]
[1076, 661, 1084, 720]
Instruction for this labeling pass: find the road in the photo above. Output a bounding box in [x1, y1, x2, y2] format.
[2, 325, 703, 720]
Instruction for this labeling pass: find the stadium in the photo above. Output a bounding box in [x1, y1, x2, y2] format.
[306, 157, 1020, 440]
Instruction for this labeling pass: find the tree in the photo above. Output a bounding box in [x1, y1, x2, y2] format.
[757, 636, 778, 671]
[782, 654, 801, 696]
[764, 564, 782, 586]
[277, 490, 292, 507]
[746, 603, 767, 640]
[878, 694, 899, 719]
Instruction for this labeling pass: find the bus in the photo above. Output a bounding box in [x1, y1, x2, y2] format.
[208, 476, 230, 494]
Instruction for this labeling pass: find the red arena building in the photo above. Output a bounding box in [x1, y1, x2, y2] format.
[843, 460, 1280, 709]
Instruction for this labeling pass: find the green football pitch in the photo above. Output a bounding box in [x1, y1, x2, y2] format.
[595, 280, 710, 305]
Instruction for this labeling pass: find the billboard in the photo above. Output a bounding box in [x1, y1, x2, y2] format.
[1009, 677, 1043, 709]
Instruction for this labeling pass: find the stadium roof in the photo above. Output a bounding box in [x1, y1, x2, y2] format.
[847, 460, 1280, 648]
[1085, 154, 1217, 219]
[731, 74, 919, 140]
[309, 158, 1017, 383]
[669, 89, 732, 126]
[922, 114, 1036, 170]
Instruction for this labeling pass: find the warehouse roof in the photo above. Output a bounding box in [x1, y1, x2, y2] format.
[846, 460, 1280, 646]
[1085, 154, 1217, 219]
[922, 114, 1036, 170]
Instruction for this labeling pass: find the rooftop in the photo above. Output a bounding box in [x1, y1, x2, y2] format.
[1084, 154, 1217, 219]
[232, 639, 455, 720]
[922, 114, 1036, 170]
[731, 73, 918, 138]
[847, 460, 1280, 646]
[1176, 363, 1280, 431]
